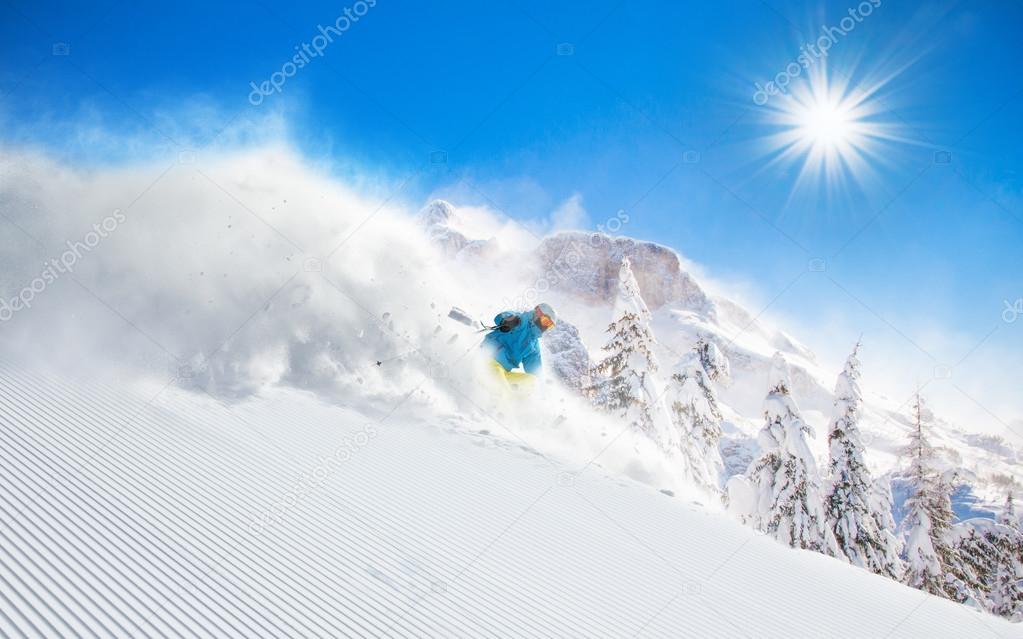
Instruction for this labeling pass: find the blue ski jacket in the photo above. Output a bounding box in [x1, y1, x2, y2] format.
[481, 310, 543, 374]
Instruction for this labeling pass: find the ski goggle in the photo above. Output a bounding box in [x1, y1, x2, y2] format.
[534, 306, 555, 331]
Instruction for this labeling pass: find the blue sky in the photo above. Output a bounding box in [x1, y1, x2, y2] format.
[2, 0, 1021, 433]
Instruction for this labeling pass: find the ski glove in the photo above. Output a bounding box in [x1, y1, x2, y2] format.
[497, 315, 522, 332]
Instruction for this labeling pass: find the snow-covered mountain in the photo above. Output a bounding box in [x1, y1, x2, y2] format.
[418, 199, 1023, 516]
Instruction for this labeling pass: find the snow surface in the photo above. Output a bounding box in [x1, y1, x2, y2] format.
[1, 364, 1018, 638]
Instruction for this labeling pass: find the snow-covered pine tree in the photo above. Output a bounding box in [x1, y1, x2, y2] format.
[948, 522, 996, 608]
[586, 257, 677, 451]
[901, 503, 944, 596]
[667, 336, 726, 492]
[933, 471, 969, 602]
[695, 336, 730, 384]
[900, 393, 957, 597]
[585, 312, 646, 415]
[744, 352, 841, 556]
[998, 492, 1018, 528]
[870, 476, 905, 571]
[988, 551, 1023, 621]
[990, 492, 1023, 620]
[949, 498, 1023, 618]
[824, 343, 903, 578]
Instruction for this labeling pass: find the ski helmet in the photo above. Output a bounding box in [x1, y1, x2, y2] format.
[534, 303, 557, 331]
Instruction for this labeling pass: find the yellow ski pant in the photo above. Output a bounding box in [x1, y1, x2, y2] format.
[487, 359, 536, 392]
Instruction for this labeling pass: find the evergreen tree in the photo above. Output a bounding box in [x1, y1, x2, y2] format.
[948, 523, 995, 608]
[998, 492, 1018, 528]
[824, 343, 903, 577]
[586, 310, 651, 415]
[869, 476, 905, 571]
[949, 502, 1023, 619]
[667, 336, 726, 492]
[744, 352, 841, 556]
[695, 335, 730, 384]
[586, 257, 677, 452]
[900, 393, 957, 597]
[989, 550, 1023, 621]
[902, 501, 945, 596]
[990, 493, 1023, 620]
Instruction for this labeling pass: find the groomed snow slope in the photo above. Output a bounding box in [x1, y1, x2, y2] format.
[1, 365, 1017, 638]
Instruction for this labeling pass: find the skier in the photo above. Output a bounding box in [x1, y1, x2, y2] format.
[481, 303, 557, 391]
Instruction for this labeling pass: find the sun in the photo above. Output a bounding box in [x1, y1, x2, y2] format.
[800, 100, 852, 148]
[757, 67, 904, 194]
